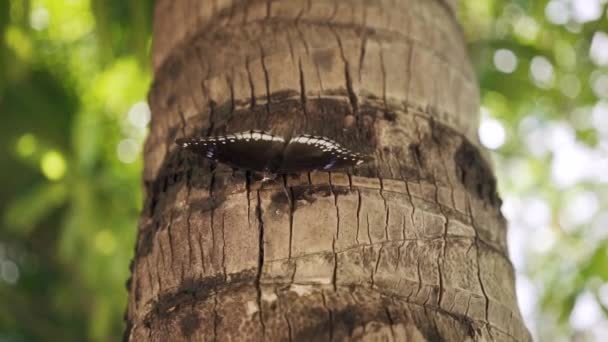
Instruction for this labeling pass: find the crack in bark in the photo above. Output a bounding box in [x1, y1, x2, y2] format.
[329, 173, 339, 291]
[226, 72, 235, 113]
[197, 228, 207, 275]
[332, 27, 359, 116]
[166, 211, 176, 278]
[255, 190, 266, 335]
[259, 44, 271, 119]
[366, 214, 372, 245]
[203, 82, 216, 136]
[320, 291, 334, 341]
[384, 307, 396, 341]
[221, 213, 227, 281]
[355, 188, 362, 246]
[265, 0, 272, 19]
[156, 243, 164, 292]
[414, 254, 423, 299]
[213, 293, 219, 342]
[177, 108, 187, 137]
[372, 244, 382, 289]
[395, 214, 406, 271]
[185, 204, 197, 275]
[145, 257, 156, 297]
[245, 56, 257, 108]
[282, 176, 295, 261]
[405, 43, 414, 106]
[286, 28, 296, 66]
[357, 5, 368, 83]
[467, 195, 490, 324]
[246, 171, 252, 228]
[433, 174, 447, 309]
[285, 314, 294, 342]
[379, 42, 388, 113]
[294, 23, 310, 55]
[298, 58, 309, 120]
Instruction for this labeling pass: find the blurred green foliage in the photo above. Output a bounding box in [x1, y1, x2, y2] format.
[0, 0, 606, 341]
[0, 0, 152, 340]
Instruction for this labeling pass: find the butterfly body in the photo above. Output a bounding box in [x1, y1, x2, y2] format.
[176, 130, 373, 175]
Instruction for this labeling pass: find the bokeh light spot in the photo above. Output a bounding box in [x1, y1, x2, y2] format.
[592, 73, 608, 98]
[1, 260, 20, 285]
[514, 16, 540, 43]
[94, 230, 117, 255]
[16, 133, 37, 157]
[530, 56, 555, 88]
[494, 49, 518, 73]
[592, 100, 608, 135]
[570, 291, 602, 330]
[559, 191, 599, 229]
[30, 5, 50, 31]
[590, 31, 608, 66]
[127, 101, 151, 129]
[479, 117, 506, 149]
[117, 139, 139, 164]
[40, 151, 67, 181]
[572, 0, 604, 23]
[545, 0, 570, 25]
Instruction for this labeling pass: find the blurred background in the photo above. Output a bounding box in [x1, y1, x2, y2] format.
[0, 0, 606, 340]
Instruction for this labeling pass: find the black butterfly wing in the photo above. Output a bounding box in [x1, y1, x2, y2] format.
[277, 135, 373, 173]
[176, 131, 285, 172]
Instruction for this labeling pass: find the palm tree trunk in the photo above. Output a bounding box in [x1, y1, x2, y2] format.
[124, 0, 531, 341]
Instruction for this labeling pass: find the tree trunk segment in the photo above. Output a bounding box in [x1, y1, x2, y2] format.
[125, 1, 531, 341]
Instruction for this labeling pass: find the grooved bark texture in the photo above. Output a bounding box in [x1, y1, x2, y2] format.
[125, 0, 531, 341]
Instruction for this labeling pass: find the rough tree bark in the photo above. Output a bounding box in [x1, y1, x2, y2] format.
[124, 0, 531, 341]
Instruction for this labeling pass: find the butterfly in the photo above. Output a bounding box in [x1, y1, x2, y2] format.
[176, 130, 373, 176]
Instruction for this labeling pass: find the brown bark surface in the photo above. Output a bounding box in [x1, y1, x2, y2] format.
[125, 0, 531, 341]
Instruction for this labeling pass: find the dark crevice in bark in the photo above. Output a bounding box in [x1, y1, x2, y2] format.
[221, 213, 227, 281]
[468, 196, 490, 324]
[282, 176, 295, 260]
[285, 314, 294, 342]
[265, 0, 272, 19]
[433, 174, 447, 309]
[320, 291, 334, 341]
[294, 23, 310, 56]
[212, 293, 219, 342]
[298, 58, 308, 119]
[286, 28, 296, 65]
[329, 173, 339, 291]
[197, 226, 207, 275]
[245, 56, 257, 109]
[177, 109, 187, 137]
[357, 7, 368, 83]
[166, 211, 178, 279]
[226, 73, 235, 113]
[255, 190, 267, 335]
[355, 188, 361, 245]
[365, 214, 372, 245]
[384, 306, 396, 340]
[379, 43, 388, 114]
[332, 27, 359, 116]
[246, 171, 252, 228]
[259, 45, 271, 119]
